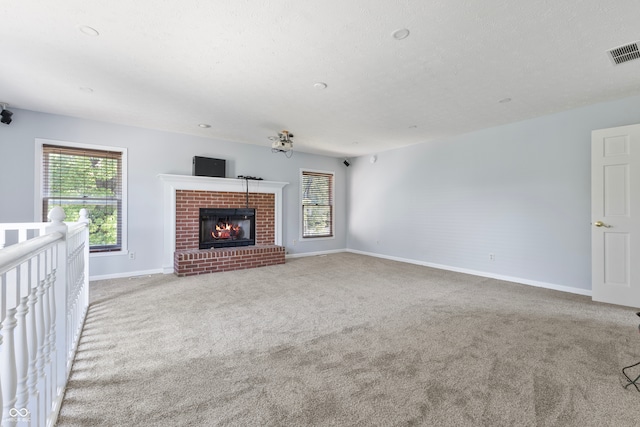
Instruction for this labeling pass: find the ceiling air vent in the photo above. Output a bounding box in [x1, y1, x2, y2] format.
[607, 42, 640, 65]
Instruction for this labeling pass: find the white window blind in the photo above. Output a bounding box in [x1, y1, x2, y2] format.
[301, 170, 334, 238]
[42, 144, 123, 252]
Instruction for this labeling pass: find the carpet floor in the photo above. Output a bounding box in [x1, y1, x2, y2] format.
[57, 253, 640, 426]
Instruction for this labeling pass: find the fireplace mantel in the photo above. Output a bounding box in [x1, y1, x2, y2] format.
[158, 174, 288, 273]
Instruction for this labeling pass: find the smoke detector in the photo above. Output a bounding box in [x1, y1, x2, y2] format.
[607, 41, 640, 65]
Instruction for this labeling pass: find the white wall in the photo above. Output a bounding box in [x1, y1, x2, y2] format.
[347, 95, 640, 293]
[0, 109, 347, 278]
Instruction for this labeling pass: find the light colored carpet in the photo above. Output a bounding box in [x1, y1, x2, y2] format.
[57, 253, 640, 426]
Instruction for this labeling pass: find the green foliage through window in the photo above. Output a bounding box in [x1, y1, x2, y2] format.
[42, 144, 123, 252]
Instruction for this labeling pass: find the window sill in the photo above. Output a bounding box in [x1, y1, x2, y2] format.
[90, 250, 128, 258]
[301, 236, 335, 242]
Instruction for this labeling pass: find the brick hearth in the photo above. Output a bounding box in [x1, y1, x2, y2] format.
[174, 246, 285, 276]
[174, 189, 285, 276]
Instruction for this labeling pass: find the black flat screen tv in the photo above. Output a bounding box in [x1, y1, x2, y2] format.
[193, 156, 226, 178]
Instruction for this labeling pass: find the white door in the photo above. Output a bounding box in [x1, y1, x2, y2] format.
[592, 124, 640, 307]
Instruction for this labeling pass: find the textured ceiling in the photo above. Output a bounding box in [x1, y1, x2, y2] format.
[1, 1, 640, 157]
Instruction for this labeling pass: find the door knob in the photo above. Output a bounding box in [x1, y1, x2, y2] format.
[594, 221, 611, 228]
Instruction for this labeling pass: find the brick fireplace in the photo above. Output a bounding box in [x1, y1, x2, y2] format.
[159, 174, 288, 276]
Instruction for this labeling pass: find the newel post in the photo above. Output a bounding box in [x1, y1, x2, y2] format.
[46, 207, 67, 236]
[77, 209, 90, 226]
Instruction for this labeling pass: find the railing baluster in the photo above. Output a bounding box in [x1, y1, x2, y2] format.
[36, 255, 47, 425]
[0, 334, 3, 427]
[1, 269, 18, 420]
[15, 261, 30, 411]
[27, 255, 40, 427]
[49, 256, 58, 410]
[0, 272, 5, 425]
[43, 249, 53, 423]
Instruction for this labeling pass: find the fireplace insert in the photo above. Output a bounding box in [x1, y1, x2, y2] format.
[199, 208, 255, 249]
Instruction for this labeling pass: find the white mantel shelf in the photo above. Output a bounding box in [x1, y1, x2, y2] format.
[158, 174, 289, 274]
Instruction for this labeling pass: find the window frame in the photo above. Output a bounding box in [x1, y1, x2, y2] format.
[35, 138, 128, 257]
[299, 168, 335, 241]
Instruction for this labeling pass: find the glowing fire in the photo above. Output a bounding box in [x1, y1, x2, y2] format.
[212, 222, 242, 240]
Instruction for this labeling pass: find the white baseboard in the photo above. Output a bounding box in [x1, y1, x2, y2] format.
[286, 248, 347, 259]
[345, 249, 592, 297]
[90, 268, 164, 281]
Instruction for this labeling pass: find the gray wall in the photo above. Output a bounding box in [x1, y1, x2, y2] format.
[3, 95, 640, 288]
[0, 109, 347, 278]
[347, 95, 640, 292]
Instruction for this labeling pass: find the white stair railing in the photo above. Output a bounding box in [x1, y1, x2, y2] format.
[0, 208, 90, 427]
[0, 224, 48, 250]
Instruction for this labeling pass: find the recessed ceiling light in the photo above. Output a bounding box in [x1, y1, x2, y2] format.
[498, 97, 512, 103]
[198, 124, 211, 128]
[313, 82, 327, 89]
[79, 87, 94, 93]
[392, 28, 410, 40]
[79, 26, 100, 37]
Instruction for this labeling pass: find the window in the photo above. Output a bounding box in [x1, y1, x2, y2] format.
[39, 141, 127, 253]
[301, 170, 334, 238]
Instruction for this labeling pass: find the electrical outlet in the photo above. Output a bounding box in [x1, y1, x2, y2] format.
[128, 252, 136, 260]
[292, 239, 297, 246]
[489, 253, 495, 261]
